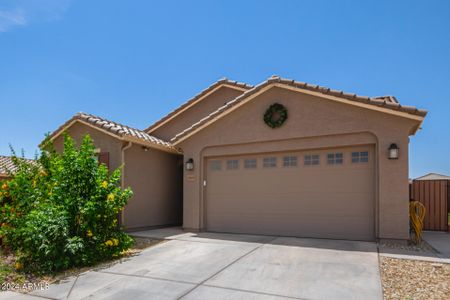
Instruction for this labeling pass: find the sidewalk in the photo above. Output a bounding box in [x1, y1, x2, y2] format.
[378, 231, 450, 264]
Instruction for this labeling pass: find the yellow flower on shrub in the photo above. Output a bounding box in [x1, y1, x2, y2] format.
[105, 240, 114, 247]
[86, 230, 93, 237]
[101, 181, 108, 189]
[107, 193, 115, 201]
[1, 183, 7, 190]
[15, 262, 23, 270]
[39, 170, 47, 177]
[112, 238, 119, 246]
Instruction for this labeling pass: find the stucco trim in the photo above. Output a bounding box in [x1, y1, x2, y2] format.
[48, 119, 181, 154]
[145, 83, 250, 133]
[172, 83, 425, 145]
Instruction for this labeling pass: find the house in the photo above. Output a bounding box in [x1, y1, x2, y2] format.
[415, 173, 450, 181]
[46, 76, 427, 241]
[0, 156, 12, 180]
[0, 155, 35, 180]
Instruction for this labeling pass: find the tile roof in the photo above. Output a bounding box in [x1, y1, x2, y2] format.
[372, 95, 399, 104]
[415, 173, 450, 181]
[170, 76, 427, 143]
[0, 156, 35, 176]
[145, 78, 253, 132]
[46, 112, 180, 153]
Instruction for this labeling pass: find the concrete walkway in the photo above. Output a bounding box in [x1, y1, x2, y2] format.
[423, 231, 450, 258]
[1, 228, 383, 300]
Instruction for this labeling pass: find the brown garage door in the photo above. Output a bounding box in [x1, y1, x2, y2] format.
[205, 146, 375, 241]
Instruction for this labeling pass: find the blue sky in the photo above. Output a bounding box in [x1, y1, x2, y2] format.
[0, 0, 449, 178]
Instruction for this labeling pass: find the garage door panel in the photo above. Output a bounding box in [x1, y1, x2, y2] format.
[208, 212, 372, 240]
[210, 170, 372, 193]
[206, 146, 375, 241]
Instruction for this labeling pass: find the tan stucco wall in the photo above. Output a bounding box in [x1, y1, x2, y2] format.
[150, 86, 245, 140]
[178, 86, 420, 240]
[53, 122, 124, 171]
[52, 122, 183, 230]
[123, 144, 183, 229]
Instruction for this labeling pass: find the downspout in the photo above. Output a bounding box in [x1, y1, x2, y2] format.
[120, 141, 132, 226]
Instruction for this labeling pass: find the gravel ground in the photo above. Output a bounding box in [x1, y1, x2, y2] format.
[379, 240, 436, 253]
[380, 256, 450, 300]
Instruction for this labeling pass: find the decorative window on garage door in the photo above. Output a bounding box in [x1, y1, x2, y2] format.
[327, 153, 343, 165]
[351, 151, 369, 163]
[210, 160, 222, 171]
[244, 158, 257, 169]
[304, 154, 320, 166]
[283, 156, 297, 167]
[263, 157, 277, 168]
[226, 159, 239, 170]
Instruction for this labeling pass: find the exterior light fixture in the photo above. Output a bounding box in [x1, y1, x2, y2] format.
[185, 158, 194, 171]
[388, 143, 399, 159]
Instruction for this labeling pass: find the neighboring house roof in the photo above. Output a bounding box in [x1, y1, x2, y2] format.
[145, 78, 253, 133]
[0, 155, 35, 177]
[45, 112, 181, 154]
[415, 173, 450, 181]
[170, 76, 427, 144]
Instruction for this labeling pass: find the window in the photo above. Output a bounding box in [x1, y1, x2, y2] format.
[283, 156, 297, 167]
[304, 154, 320, 166]
[327, 153, 343, 165]
[352, 151, 369, 163]
[226, 159, 239, 170]
[210, 160, 222, 171]
[244, 158, 257, 169]
[263, 157, 277, 168]
[95, 152, 109, 168]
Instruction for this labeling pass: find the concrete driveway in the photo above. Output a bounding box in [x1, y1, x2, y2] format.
[4, 229, 382, 300]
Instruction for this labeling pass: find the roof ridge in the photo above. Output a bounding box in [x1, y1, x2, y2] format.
[44, 112, 179, 153]
[170, 75, 427, 143]
[77, 112, 140, 134]
[144, 77, 253, 132]
[372, 95, 399, 104]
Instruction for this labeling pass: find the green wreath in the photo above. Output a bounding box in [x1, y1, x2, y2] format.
[264, 103, 288, 128]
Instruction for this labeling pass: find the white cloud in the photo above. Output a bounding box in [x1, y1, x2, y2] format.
[0, 0, 71, 33]
[0, 8, 27, 32]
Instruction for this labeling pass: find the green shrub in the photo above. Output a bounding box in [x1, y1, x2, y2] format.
[0, 134, 133, 273]
[17, 204, 70, 272]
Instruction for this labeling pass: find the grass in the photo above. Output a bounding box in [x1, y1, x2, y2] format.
[0, 237, 162, 290]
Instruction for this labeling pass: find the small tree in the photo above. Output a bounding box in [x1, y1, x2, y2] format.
[0, 134, 133, 273]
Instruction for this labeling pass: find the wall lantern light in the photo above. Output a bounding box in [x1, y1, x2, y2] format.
[185, 158, 194, 171]
[388, 143, 399, 159]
